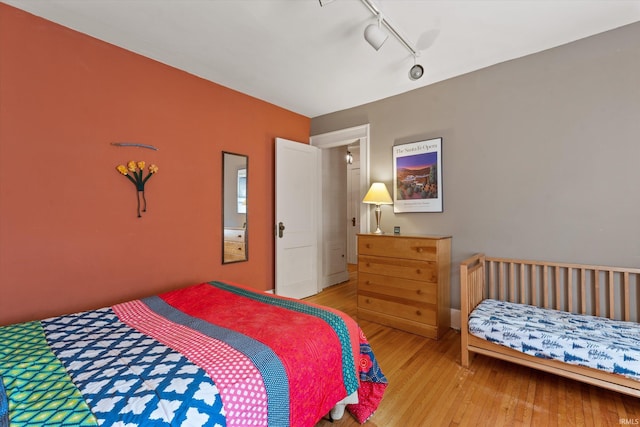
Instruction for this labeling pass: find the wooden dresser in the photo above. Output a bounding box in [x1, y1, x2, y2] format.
[223, 227, 246, 262]
[357, 233, 452, 339]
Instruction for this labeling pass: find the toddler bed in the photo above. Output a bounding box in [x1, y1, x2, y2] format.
[460, 254, 640, 397]
[0, 281, 387, 426]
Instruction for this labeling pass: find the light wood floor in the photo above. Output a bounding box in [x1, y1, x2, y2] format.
[307, 266, 640, 427]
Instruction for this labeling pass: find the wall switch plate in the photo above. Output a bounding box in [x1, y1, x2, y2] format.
[394, 226, 401, 234]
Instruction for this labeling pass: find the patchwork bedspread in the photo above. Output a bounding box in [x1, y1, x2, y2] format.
[468, 299, 640, 381]
[0, 281, 387, 426]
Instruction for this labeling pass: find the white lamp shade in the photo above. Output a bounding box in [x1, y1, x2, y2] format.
[364, 23, 388, 51]
[363, 182, 393, 205]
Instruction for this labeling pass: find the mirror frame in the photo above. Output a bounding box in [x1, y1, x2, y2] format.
[222, 151, 248, 264]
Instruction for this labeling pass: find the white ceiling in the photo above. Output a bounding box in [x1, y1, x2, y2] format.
[4, 0, 640, 117]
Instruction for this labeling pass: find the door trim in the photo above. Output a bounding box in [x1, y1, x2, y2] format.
[310, 124, 370, 288]
[310, 124, 370, 233]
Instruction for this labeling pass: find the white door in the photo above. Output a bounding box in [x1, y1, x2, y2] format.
[275, 138, 320, 299]
[347, 167, 360, 264]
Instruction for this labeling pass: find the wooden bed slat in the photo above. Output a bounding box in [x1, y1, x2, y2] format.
[567, 267, 573, 313]
[594, 270, 601, 317]
[489, 260, 496, 300]
[609, 270, 615, 319]
[545, 267, 562, 310]
[543, 265, 549, 309]
[624, 271, 630, 321]
[580, 268, 587, 315]
[531, 265, 537, 307]
[519, 263, 524, 304]
[497, 263, 506, 300]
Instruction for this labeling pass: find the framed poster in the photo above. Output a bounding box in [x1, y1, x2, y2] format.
[393, 138, 443, 213]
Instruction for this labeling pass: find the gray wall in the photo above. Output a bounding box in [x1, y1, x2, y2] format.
[311, 22, 640, 309]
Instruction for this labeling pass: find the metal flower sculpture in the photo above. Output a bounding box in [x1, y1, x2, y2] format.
[116, 160, 158, 217]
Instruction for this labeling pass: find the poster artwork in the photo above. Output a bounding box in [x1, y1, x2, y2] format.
[393, 138, 443, 213]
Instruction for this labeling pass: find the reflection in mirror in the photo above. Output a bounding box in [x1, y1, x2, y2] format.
[223, 152, 248, 263]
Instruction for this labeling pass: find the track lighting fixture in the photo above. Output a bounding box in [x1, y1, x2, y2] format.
[320, 0, 426, 81]
[409, 55, 424, 80]
[364, 17, 388, 51]
[359, 0, 425, 81]
[360, 0, 419, 56]
[409, 64, 424, 80]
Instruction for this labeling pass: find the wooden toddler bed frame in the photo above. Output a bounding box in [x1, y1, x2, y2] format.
[460, 253, 640, 398]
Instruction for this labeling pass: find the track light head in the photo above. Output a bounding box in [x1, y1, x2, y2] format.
[364, 22, 388, 51]
[409, 64, 424, 80]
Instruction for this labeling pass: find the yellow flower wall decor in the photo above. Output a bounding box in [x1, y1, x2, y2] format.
[115, 160, 158, 217]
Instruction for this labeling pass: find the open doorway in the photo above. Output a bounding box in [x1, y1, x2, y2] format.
[346, 144, 360, 265]
[310, 125, 370, 289]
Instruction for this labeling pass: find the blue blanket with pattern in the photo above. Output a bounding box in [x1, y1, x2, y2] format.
[0, 281, 387, 426]
[469, 299, 640, 381]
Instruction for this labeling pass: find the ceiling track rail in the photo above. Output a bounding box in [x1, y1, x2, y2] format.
[359, 0, 419, 57]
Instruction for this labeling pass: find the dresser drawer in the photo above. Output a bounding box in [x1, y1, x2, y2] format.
[358, 235, 438, 261]
[357, 308, 440, 339]
[224, 228, 245, 243]
[356, 233, 451, 339]
[358, 272, 436, 303]
[358, 295, 436, 325]
[224, 240, 245, 255]
[224, 241, 245, 262]
[359, 255, 437, 283]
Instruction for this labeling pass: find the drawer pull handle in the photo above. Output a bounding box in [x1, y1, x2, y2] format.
[366, 280, 371, 285]
[416, 310, 422, 316]
[417, 289, 423, 295]
[366, 263, 371, 267]
[365, 298, 371, 304]
[416, 247, 423, 253]
[366, 243, 371, 248]
[416, 269, 421, 274]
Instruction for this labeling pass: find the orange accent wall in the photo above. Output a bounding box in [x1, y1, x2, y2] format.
[0, 4, 310, 326]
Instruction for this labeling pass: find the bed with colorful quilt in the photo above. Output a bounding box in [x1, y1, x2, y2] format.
[0, 281, 387, 426]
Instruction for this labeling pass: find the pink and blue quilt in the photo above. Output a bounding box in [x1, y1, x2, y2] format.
[0, 281, 387, 426]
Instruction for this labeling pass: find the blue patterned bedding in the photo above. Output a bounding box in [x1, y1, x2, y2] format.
[468, 299, 640, 381]
[0, 282, 388, 427]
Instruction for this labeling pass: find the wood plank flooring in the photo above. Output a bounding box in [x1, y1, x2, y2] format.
[308, 267, 640, 427]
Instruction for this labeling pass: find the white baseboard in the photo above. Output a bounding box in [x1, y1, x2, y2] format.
[264, 289, 274, 294]
[450, 308, 461, 331]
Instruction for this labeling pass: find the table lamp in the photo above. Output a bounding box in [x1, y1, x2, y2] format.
[362, 182, 393, 234]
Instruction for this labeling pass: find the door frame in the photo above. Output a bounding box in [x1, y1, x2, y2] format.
[346, 163, 360, 264]
[310, 124, 370, 286]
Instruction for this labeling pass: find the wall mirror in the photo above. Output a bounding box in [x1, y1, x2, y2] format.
[222, 152, 248, 263]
